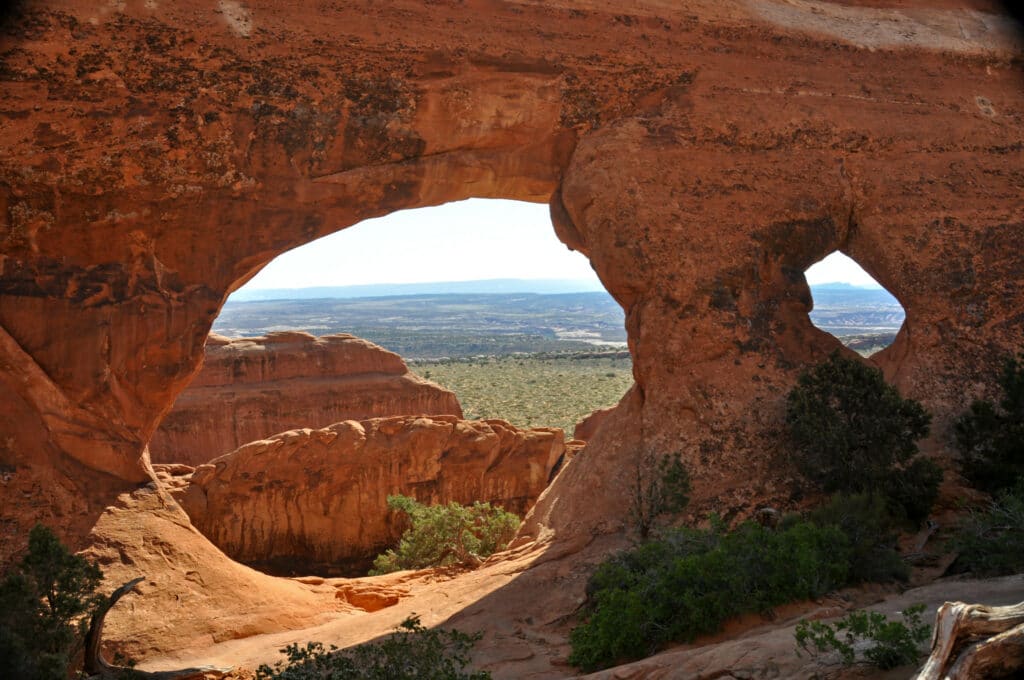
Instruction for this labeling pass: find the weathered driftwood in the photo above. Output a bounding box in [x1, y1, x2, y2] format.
[84, 576, 233, 680]
[914, 600, 1024, 679]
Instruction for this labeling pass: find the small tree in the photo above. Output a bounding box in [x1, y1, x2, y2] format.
[629, 451, 691, 540]
[0, 524, 104, 680]
[370, 496, 520, 575]
[786, 351, 940, 522]
[954, 351, 1024, 493]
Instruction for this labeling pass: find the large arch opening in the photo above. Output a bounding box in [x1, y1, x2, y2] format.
[209, 197, 632, 439]
[154, 198, 633, 577]
[805, 251, 906, 357]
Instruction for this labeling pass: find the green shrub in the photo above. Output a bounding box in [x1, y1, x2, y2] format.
[954, 352, 1024, 494]
[568, 519, 851, 672]
[795, 604, 931, 670]
[950, 480, 1024, 576]
[786, 351, 940, 522]
[255, 615, 490, 680]
[370, 496, 520, 575]
[0, 524, 104, 680]
[629, 451, 691, 539]
[801, 493, 908, 584]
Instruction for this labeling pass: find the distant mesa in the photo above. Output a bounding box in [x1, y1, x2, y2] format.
[149, 332, 462, 466]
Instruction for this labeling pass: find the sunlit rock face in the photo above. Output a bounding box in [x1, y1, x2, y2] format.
[0, 0, 1022, 656]
[170, 415, 563, 576]
[149, 332, 463, 466]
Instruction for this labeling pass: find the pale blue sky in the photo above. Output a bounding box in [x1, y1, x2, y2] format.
[240, 199, 880, 290]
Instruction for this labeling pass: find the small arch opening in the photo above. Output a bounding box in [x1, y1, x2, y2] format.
[805, 252, 905, 357]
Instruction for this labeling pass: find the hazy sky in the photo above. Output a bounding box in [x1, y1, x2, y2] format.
[241, 198, 881, 290]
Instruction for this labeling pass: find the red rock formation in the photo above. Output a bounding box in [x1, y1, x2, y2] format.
[80, 479, 347, 662]
[1, 1, 1023, 674]
[149, 332, 462, 466]
[2, 1, 1021, 555]
[573, 406, 615, 442]
[171, 416, 563, 576]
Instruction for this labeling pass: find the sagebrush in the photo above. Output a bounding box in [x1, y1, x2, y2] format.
[370, 495, 519, 575]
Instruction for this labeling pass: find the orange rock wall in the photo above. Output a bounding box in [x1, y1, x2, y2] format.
[173, 416, 563, 575]
[0, 0, 1022, 563]
[149, 332, 462, 466]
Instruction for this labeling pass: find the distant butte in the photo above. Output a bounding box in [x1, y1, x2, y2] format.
[150, 332, 463, 466]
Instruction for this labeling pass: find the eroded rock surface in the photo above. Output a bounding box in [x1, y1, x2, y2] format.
[149, 332, 462, 466]
[171, 415, 563, 575]
[80, 481, 345, 663]
[1, 0, 1023, 676]
[2, 0, 1021, 555]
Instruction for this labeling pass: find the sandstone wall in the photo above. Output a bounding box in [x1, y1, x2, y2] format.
[0, 0, 1021, 609]
[149, 332, 462, 466]
[171, 416, 563, 576]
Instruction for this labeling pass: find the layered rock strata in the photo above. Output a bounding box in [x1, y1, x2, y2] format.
[171, 416, 563, 575]
[149, 332, 462, 466]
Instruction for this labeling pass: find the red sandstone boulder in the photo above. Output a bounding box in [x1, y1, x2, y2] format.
[149, 332, 462, 466]
[171, 415, 563, 576]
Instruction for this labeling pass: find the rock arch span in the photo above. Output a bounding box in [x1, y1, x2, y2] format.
[0, 0, 1021, 628]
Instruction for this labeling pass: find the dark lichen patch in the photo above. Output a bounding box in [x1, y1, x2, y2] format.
[560, 65, 697, 130]
[754, 217, 840, 272]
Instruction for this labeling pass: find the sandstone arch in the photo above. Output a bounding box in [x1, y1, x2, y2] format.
[1, 3, 1023, 666]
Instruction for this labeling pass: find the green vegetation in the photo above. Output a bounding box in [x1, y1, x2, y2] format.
[800, 493, 909, 584]
[629, 451, 691, 539]
[795, 605, 931, 670]
[414, 352, 633, 433]
[954, 351, 1024, 494]
[948, 352, 1024, 576]
[0, 525, 104, 680]
[255, 615, 491, 680]
[568, 519, 851, 672]
[370, 495, 520, 575]
[570, 490, 911, 672]
[951, 480, 1024, 577]
[786, 351, 940, 522]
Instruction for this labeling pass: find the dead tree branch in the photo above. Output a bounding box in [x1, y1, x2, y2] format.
[83, 576, 232, 679]
[914, 600, 1024, 679]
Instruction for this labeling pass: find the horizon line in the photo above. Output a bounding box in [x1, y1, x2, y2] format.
[237, 277, 883, 292]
